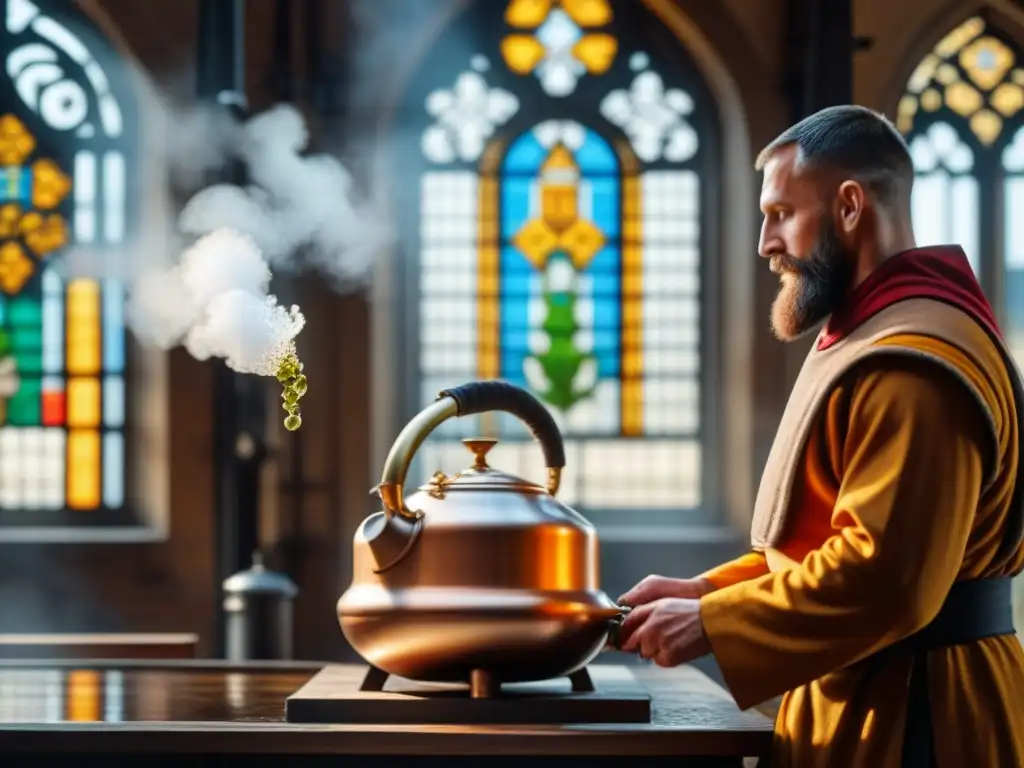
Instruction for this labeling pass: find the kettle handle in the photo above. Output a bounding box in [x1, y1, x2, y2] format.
[375, 380, 566, 522]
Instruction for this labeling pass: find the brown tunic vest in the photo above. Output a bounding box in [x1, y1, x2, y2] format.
[750, 297, 1024, 553]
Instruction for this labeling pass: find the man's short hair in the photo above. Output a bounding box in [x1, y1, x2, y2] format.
[755, 105, 914, 209]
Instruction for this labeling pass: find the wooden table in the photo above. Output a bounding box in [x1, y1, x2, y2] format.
[0, 660, 773, 766]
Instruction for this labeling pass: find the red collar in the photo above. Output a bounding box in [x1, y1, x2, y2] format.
[817, 246, 1000, 351]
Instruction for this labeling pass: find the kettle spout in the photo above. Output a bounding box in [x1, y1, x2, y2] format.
[363, 396, 457, 574]
[363, 483, 423, 574]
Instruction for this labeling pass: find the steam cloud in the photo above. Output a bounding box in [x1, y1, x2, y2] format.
[128, 229, 305, 376]
[59, 103, 388, 376]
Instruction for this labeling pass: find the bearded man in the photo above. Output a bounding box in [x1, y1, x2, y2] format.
[617, 105, 1024, 767]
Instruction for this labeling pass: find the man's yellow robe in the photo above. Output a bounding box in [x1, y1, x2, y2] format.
[699, 320, 1024, 766]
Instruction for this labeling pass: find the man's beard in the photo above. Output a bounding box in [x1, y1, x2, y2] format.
[769, 220, 855, 341]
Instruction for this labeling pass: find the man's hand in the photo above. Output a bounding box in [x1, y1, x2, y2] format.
[618, 575, 714, 607]
[617, 598, 712, 668]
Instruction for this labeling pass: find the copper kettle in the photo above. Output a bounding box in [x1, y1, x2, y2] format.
[336, 380, 627, 697]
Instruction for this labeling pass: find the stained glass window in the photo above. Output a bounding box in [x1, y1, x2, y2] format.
[897, 14, 1024, 631]
[0, 0, 133, 522]
[1004, 127, 1024, 362]
[899, 17, 1024, 283]
[400, 0, 716, 514]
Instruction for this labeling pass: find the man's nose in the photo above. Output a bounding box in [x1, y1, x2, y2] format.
[758, 219, 782, 260]
[758, 236, 785, 261]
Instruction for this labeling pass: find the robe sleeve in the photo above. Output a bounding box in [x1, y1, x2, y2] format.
[698, 358, 990, 710]
[700, 551, 770, 590]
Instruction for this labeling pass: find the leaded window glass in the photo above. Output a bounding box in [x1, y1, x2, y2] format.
[395, 0, 719, 516]
[0, 0, 135, 523]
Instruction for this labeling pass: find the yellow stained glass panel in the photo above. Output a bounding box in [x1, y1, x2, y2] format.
[30, 158, 71, 210]
[921, 88, 942, 111]
[0, 204, 19, 238]
[935, 63, 960, 85]
[991, 83, 1024, 117]
[0, 241, 33, 294]
[540, 145, 579, 230]
[66, 278, 101, 375]
[961, 37, 1015, 92]
[573, 34, 618, 74]
[66, 670, 101, 722]
[970, 109, 1003, 146]
[67, 429, 101, 510]
[0, 114, 34, 165]
[621, 174, 642, 437]
[907, 54, 940, 93]
[504, 0, 551, 28]
[897, 95, 918, 134]
[945, 81, 983, 117]
[561, 0, 612, 27]
[67, 377, 100, 427]
[477, 176, 499, 382]
[19, 211, 68, 256]
[501, 35, 545, 75]
[935, 17, 983, 58]
[561, 218, 605, 268]
[512, 218, 559, 268]
[541, 185, 577, 231]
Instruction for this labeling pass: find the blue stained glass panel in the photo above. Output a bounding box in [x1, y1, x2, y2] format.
[497, 127, 622, 387]
[590, 272, 620, 298]
[0, 166, 32, 204]
[500, 177, 533, 235]
[1008, 270, 1024, 330]
[503, 132, 548, 175]
[103, 374, 125, 427]
[499, 246, 535, 284]
[41, 277, 62, 375]
[588, 178, 620, 237]
[499, 245, 532, 352]
[574, 132, 618, 175]
[588, 247, 621, 379]
[102, 279, 125, 372]
[588, 245, 619, 274]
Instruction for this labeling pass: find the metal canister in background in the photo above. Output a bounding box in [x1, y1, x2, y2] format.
[222, 552, 299, 661]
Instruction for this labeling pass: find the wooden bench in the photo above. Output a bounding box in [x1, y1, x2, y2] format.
[0, 633, 199, 660]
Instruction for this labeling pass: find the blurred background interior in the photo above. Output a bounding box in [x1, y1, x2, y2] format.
[0, 0, 1021, 680]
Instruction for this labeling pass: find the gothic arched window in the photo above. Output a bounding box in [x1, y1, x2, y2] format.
[897, 16, 1024, 358]
[0, 0, 135, 525]
[897, 15, 1024, 627]
[393, 0, 720, 518]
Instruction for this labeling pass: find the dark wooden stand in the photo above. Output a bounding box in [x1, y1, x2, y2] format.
[285, 664, 652, 725]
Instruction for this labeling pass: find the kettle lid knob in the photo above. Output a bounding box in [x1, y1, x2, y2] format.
[462, 437, 498, 469]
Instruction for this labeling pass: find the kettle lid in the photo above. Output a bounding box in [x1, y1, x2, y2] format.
[418, 438, 547, 494]
[222, 552, 299, 597]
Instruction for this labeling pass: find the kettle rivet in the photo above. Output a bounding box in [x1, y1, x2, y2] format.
[462, 437, 498, 469]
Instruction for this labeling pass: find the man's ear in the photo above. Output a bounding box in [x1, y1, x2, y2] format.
[835, 180, 866, 235]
